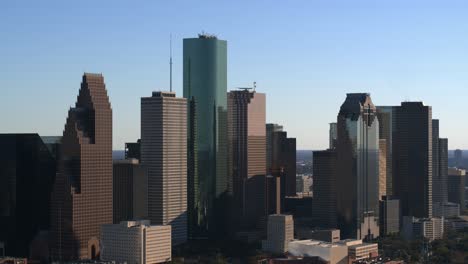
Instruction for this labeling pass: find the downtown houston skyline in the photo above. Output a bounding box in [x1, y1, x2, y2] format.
[2, 1, 468, 150]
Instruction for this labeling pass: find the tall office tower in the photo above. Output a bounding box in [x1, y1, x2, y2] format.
[448, 168, 466, 212]
[266, 124, 284, 172]
[183, 34, 228, 237]
[312, 150, 337, 228]
[269, 130, 297, 210]
[336, 93, 380, 240]
[141, 91, 187, 245]
[379, 196, 400, 236]
[393, 102, 432, 218]
[438, 138, 448, 204]
[431, 120, 441, 214]
[227, 90, 266, 230]
[50, 73, 112, 260]
[266, 175, 281, 215]
[379, 139, 387, 200]
[0, 134, 56, 257]
[454, 149, 463, 167]
[376, 106, 396, 196]
[125, 139, 141, 160]
[329, 122, 337, 149]
[113, 159, 148, 224]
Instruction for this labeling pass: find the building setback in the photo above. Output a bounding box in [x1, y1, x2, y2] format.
[113, 159, 147, 224]
[393, 102, 432, 218]
[141, 91, 187, 245]
[227, 90, 266, 230]
[336, 93, 380, 240]
[0, 134, 56, 257]
[183, 34, 228, 237]
[50, 73, 113, 260]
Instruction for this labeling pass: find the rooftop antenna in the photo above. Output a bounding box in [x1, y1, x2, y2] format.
[170, 34, 173, 92]
[236, 81, 257, 92]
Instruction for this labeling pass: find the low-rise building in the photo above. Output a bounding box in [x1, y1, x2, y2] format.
[402, 216, 444, 241]
[101, 220, 171, 264]
[346, 242, 378, 263]
[262, 215, 294, 254]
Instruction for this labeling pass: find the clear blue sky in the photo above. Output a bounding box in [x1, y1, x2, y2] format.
[2, 0, 468, 150]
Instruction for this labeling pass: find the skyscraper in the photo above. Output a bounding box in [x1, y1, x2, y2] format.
[113, 159, 147, 224]
[312, 150, 337, 229]
[266, 123, 284, 173]
[329, 122, 337, 150]
[183, 34, 228, 237]
[141, 91, 187, 245]
[227, 90, 266, 230]
[50, 73, 113, 260]
[393, 102, 432, 218]
[376, 106, 396, 196]
[448, 168, 466, 212]
[336, 93, 380, 240]
[454, 149, 463, 167]
[0, 134, 56, 257]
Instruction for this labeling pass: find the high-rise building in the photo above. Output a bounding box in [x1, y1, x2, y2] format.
[0, 134, 56, 257]
[376, 106, 396, 196]
[266, 124, 284, 173]
[448, 167, 466, 212]
[227, 90, 266, 230]
[329, 123, 337, 150]
[50, 73, 113, 260]
[379, 196, 400, 236]
[312, 150, 337, 229]
[113, 159, 147, 224]
[437, 138, 448, 204]
[262, 214, 294, 254]
[183, 34, 228, 237]
[454, 149, 463, 167]
[393, 102, 432, 218]
[336, 93, 380, 240]
[378, 139, 387, 200]
[141, 91, 187, 245]
[101, 220, 171, 264]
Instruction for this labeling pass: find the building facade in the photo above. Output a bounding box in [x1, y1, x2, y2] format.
[50, 73, 113, 260]
[329, 123, 337, 150]
[378, 139, 387, 200]
[448, 167, 466, 212]
[183, 34, 228, 237]
[113, 159, 147, 224]
[393, 102, 432, 218]
[227, 90, 266, 230]
[376, 106, 396, 196]
[379, 196, 400, 236]
[0, 134, 56, 257]
[312, 150, 337, 229]
[262, 215, 294, 254]
[336, 93, 380, 240]
[141, 91, 187, 245]
[101, 220, 171, 264]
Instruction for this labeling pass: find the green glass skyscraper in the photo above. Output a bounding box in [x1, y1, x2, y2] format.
[183, 34, 228, 238]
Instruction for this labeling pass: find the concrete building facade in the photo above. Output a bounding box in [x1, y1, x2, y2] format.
[141, 91, 187, 245]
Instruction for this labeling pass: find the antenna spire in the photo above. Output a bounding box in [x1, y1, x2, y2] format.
[170, 34, 173, 92]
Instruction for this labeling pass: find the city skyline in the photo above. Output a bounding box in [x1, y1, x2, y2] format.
[2, 1, 468, 150]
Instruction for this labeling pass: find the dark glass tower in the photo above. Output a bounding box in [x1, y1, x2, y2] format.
[336, 93, 380, 240]
[183, 34, 228, 237]
[50, 73, 113, 260]
[393, 102, 432, 218]
[0, 134, 56, 257]
[312, 150, 337, 229]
